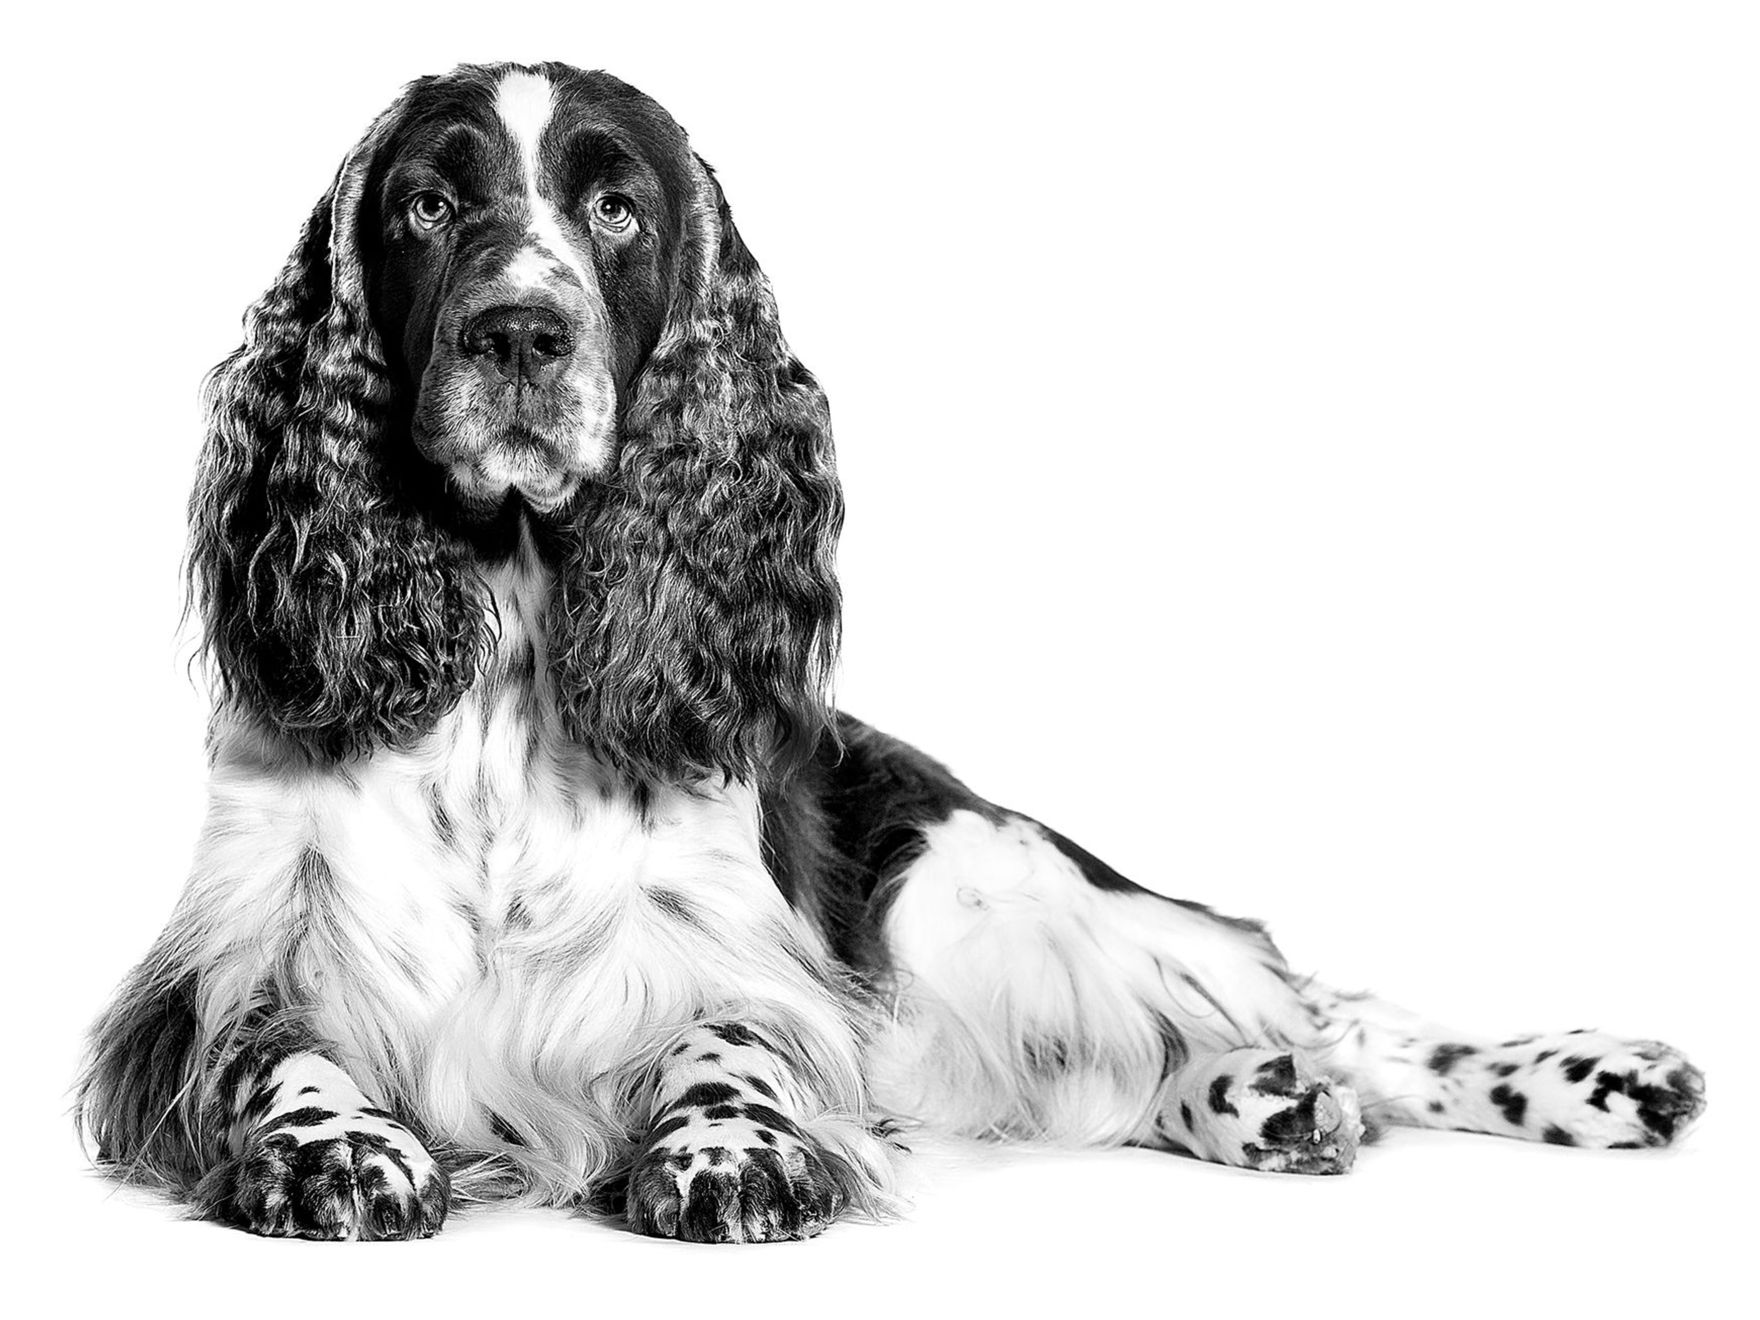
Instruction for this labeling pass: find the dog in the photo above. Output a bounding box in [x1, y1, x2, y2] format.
[78, 60, 1706, 1243]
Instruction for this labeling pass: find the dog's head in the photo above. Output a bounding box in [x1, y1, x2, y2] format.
[193, 63, 841, 782]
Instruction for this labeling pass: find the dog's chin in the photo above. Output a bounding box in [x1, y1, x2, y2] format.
[446, 465, 585, 518]
[413, 425, 595, 522]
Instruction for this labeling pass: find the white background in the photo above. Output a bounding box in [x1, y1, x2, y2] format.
[5, 1, 1755, 1315]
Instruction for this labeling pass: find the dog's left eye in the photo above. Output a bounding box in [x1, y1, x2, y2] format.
[593, 194, 636, 233]
[408, 192, 455, 231]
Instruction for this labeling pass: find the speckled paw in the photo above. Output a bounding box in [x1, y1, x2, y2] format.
[226, 1107, 449, 1240]
[1233, 1054, 1363, 1174]
[626, 1094, 844, 1243]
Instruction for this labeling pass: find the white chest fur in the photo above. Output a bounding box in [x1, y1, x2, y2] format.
[177, 537, 847, 1175]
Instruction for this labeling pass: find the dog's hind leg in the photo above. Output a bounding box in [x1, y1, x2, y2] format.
[821, 717, 1703, 1168]
[867, 812, 1705, 1160]
[857, 799, 1367, 1172]
[1299, 987, 1706, 1149]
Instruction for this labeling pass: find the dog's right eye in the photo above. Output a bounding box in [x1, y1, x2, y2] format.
[408, 192, 455, 231]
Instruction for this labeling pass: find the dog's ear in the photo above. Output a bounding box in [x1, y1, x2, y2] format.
[189, 95, 486, 758]
[552, 158, 844, 785]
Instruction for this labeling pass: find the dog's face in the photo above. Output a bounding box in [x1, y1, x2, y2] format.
[365, 67, 694, 514]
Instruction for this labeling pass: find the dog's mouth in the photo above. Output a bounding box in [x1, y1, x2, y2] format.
[411, 346, 617, 515]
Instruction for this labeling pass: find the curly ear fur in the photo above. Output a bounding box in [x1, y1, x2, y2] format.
[553, 161, 844, 786]
[190, 102, 486, 758]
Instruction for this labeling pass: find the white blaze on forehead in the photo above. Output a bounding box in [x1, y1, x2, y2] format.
[494, 70, 593, 292]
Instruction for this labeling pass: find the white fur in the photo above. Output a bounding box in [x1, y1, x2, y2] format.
[167, 531, 870, 1201]
[872, 809, 1319, 1144]
[494, 70, 596, 295]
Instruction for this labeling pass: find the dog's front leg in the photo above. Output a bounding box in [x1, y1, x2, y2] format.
[627, 1022, 855, 1242]
[201, 1017, 449, 1240]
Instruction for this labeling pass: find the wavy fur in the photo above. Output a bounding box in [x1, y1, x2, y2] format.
[553, 163, 844, 784]
[188, 98, 486, 760]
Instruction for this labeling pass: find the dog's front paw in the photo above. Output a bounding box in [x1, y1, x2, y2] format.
[227, 1106, 449, 1240]
[627, 1101, 843, 1243]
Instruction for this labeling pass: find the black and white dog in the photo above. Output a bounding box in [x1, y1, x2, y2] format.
[79, 61, 1705, 1243]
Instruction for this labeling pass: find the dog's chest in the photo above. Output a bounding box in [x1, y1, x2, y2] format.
[217, 548, 798, 1085]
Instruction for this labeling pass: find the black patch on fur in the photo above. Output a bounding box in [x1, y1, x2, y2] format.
[1250, 1056, 1299, 1095]
[1428, 1044, 1478, 1075]
[1626, 1069, 1698, 1142]
[1208, 1076, 1238, 1116]
[1036, 822, 1274, 946]
[672, 1081, 741, 1110]
[238, 1081, 279, 1129]
[1561, 1055, 1598, 1084]
[792, 714, 1282, 987]
[645, 1113, 691, 1145]
[1179, 1101, 1195, 1130]
[1259, 1091, 1320, 1146]
[271, 1107, 340, 1128]
[1488, 1084, 1528, 1126]
[706, 1023, 760, 1048]
[1588, 1071, 1629, 1112]
[790, 715, 1007, 969]
[739, 1103, 804, 1140]
[1491, 1062, 1520, 1077]
[1542, 1125, 1576, 1146]
[742, 1073, 778, 1101]
[702, 1104, 741, 1120]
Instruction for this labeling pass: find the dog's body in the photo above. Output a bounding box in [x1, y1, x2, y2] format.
[79, 62, 1705, 1243]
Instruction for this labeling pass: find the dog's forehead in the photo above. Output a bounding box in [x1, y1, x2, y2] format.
[384, 64, 690, 194]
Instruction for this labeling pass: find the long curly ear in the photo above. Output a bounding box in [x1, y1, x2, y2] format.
[190, 98, 485, 758]
[553, 159, 844, 785]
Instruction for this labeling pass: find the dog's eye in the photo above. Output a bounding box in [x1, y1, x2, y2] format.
[593, 194, 636, 233]
[408, 192, 455, 231]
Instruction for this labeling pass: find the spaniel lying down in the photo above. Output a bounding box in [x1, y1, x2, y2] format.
[79, 61, 1705, 1242]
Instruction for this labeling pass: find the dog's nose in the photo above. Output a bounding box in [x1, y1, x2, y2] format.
[461, 305, 575, 382]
